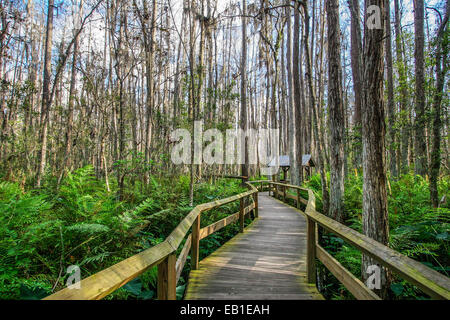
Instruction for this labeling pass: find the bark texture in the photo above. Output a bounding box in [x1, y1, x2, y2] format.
[413, 0, 427, 176]
[430, 1, 449, 207]
[361, 0, 390, 298]
[326, 0, 345, 223]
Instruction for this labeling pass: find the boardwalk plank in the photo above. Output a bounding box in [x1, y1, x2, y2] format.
[184, 192, 324, 300]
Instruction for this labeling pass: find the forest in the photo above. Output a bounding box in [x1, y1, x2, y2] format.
[0, 0, 448, 301]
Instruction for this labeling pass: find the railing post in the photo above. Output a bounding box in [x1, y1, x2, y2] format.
[275, 184, 278, 199]
[269, 183, 272, 196]
[239, 197, 245, 233]
[157, 254, 176, 300]
[191, 214, 201, 270]
[261, 181, 263, 192]
[283, 186, 286, 202]
[247, 196, 254, 219]
[306, 217, 316, 284]
[253, 192, 258, 218]
[296, 189, 301, 209]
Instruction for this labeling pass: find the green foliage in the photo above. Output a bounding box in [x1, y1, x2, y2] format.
[0, 181, 55, 299]
[304, 172, 449, 300]
[0, 167, 247, 300]
[121, 277, 155, 300]
[6, 163, 446, 301]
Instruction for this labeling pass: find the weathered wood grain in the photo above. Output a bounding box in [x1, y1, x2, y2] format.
[44, 241, 173, 300]
[316, 244, 381, 300]
[270, 181, 309, 192]
[239, 197, 244, 233]
[45, 183, 258, 300]
[306, 217, 316, 284]
[199, 203, 255, 240]
[176, 235, 191, 283]
[269, 182, 450, 300]
[304, 189, 450, 300]
[275, 189, 308, 205]
[157, 254, 176, 300]
[45, 179, 449, 301]
[184, 193, 324, 300]
[191, 215, 201, 270]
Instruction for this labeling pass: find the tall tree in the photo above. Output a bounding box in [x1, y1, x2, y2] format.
[361, 0, 390, 298]
[241, 0, 248, 180]
[188, 1, 197, 206]
[133, 0, 158, 183]
[285, 0, 297, 185]
[326, 0, 345, 222]
[348, 0, 363, 167]
[301, 0, 329, 215]
[413, 0, 427, 176]
[430, 0, 449, 207]
[394, 0, 410, 172]
[59, 0, 84, 186]
[385, 0, 398, 177]
[36, 0, 54, 187]
[293, 1, 303, 184]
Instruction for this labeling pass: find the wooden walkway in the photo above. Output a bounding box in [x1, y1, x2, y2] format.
[185, 192, 324, 300]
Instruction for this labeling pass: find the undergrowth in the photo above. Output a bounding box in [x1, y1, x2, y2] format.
[1, 165, 447, 300]
[0, 166, 247, 300]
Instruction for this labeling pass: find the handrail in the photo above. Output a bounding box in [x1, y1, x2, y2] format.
[43, 179, 450, 300]
[44, 182, 258, 300]
[267, 181, 450, 300]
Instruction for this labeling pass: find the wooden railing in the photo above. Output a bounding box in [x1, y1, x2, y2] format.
[267, 181, 450, 300]
[44, 183, 258, 300]
[248, 179, 271, 193]
[43, 179, 449, 300]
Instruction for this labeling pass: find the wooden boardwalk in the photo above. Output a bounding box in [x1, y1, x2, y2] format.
[185, 192, 324, 300]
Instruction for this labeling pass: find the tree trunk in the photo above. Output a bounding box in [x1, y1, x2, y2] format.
[36, 0, 54, 187]
[361, 0, 390, 299]
[394, 0, 409, 173]
[413, 0, 427, 176]
[326, 0, 345, 223]
[302, 0, 329, 214]
[285, 0, 297, 185]
[293, 2, 303, 185]
[430, 1, 449, 207]
[60, 0, 83, 184]
[348, 0, 363, 167]
[145, 0, 158, 183]
[385, 1, 398, 178]
[241, 0, 248, 181]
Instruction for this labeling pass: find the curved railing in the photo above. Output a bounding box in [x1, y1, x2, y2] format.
[44, 182, 259, 300]
[267, 181, 450, 300]
[44, 179, 449, 300]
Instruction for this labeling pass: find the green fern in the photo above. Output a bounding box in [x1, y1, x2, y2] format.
[65, 223, 110, 235]
[80, 252, 111, 267]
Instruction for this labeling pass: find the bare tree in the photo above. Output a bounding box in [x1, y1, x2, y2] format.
[293, 1, 302, 184]
[36, 0, 54, 187]
[285, 0, 297, 185]
[241, 0, 248, 180]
